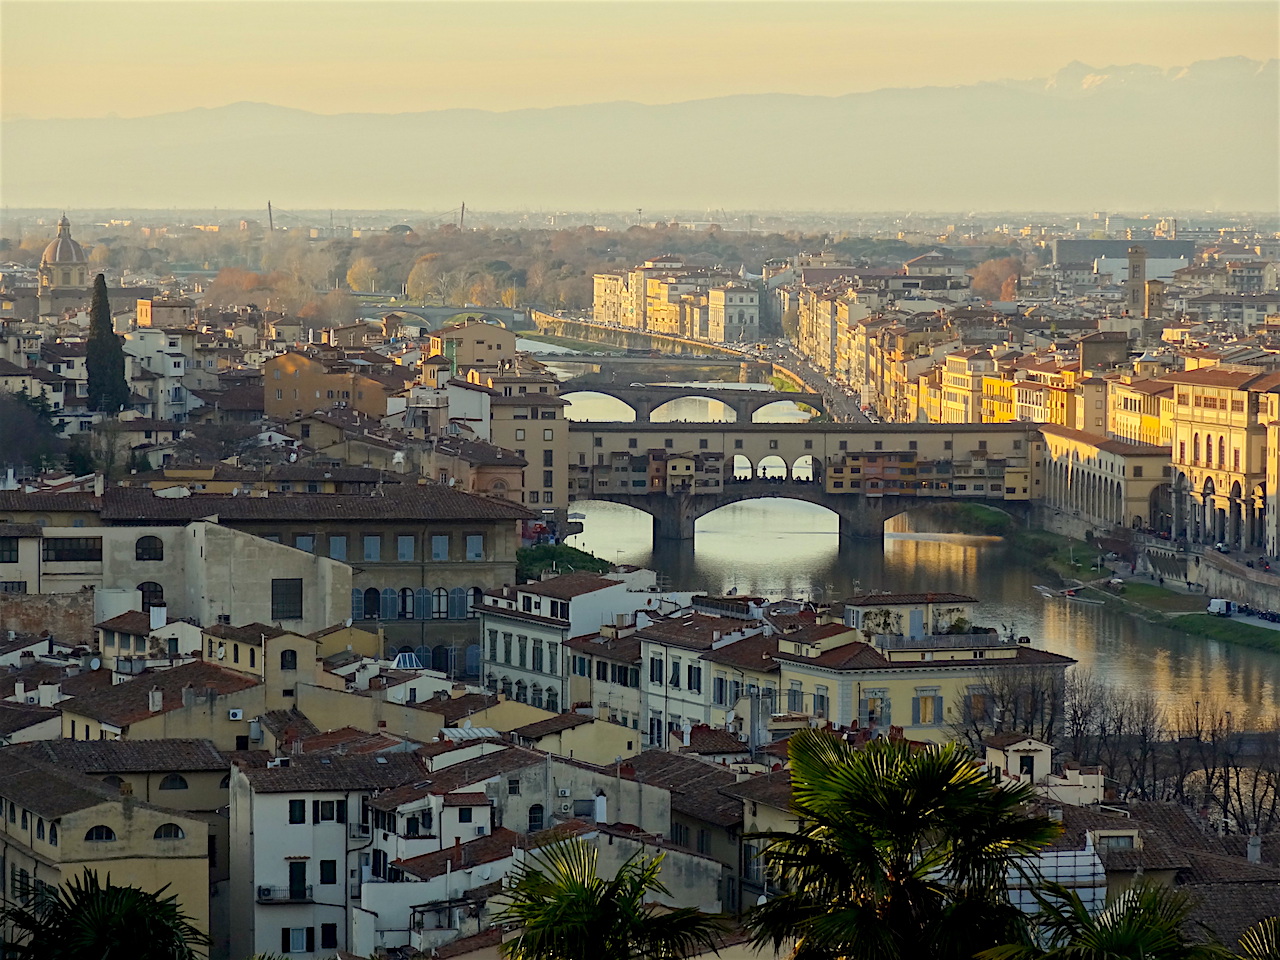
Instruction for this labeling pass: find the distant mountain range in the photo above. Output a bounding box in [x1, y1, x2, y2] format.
[2, 57, 1275, 212]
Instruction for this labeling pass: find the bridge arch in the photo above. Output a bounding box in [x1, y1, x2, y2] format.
[561, 390, 638, 422]
[751, 398, 819, 422]
[650, 395, 738, 423]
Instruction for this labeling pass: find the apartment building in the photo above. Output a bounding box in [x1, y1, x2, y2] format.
[228, 753, 429, 960]
[1166, 367, 1280, 550]
[1040, 425, 1173, 532]
[708, 284, 759, 341]
[0, 750, 211, 948]
[478, 573, 635, 712]
[263, 351, 413, 419]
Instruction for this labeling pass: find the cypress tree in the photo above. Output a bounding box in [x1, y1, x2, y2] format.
[86, 273, 128, 413]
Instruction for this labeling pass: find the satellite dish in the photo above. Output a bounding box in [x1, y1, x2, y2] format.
[89, 657, 102, 671]
[216, 646, 226, 660]
[344, 618, 352, 628]
[462, 719, 472, 729]
[756, 894, 768, 906]
[479, 866, 493, 880]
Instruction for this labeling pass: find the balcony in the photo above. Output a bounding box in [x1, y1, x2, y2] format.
[348, 822, 372, 840]
[256, 885, 313, 904]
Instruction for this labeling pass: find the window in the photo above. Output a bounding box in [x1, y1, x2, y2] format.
[319, 859, 337, 884]
[137, 581, 164, 611]
[49, 823, 57, 846]
[159, 773, 188, 790]
[543, 449, 554, 467]
[397, 535, 415, 561]
[398, 587, 415, 619]
[36, 819, 44, 840]
[0, 581, 27, 594]
[713, 675, 726, 705]
[321, 924, 338, 950]
[672, 822, 690, 846]
[283, 927, 312, 954]
[508, 778, 521, 796]
[528, 804, 545, 833]
[328, 535, 347, 561]
[0, 538, 18, 563]
[294, 535, 314, 554]
[85, 825, 116, 842]
[135, 536, 163, 561]
[280, 648, 298, 671]
[271, 579, 303, 620]
[458, 807, 473, 823]
[154, 823, 185, 839]
[466, 535, 484, 560]
[42, 537, 102, 562]
[544, 428, 554, 440]
[432, 587, 449, 618]
[288, 799, 306, 824]
[649, 656, 663, 684]
[515, 429, 526, 441]
[431, 535, 449, 561]
[542, 470, 554, 487]
[363, 535, 381, 562]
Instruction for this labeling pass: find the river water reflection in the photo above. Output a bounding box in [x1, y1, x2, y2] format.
[558, 382, 1280, 726]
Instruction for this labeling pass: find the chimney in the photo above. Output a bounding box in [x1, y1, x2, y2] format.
[148, 687, 163, 712]
[181, 684, 196, 708]
[149, 605, 167, 631]
[1248, 835, 1262, 865]
[13, 681, 25, 700]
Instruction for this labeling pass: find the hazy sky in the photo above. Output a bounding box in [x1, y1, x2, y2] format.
[2, 0, 1275, 119]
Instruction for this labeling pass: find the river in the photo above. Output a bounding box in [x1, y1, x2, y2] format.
[553, 372, 1280, 726]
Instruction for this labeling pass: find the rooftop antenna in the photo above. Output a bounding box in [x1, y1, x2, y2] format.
[459, 202, 465, 229]
[267, 202, 274, 234]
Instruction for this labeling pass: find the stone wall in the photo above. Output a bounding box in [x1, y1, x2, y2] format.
[0, 590, 95, 645]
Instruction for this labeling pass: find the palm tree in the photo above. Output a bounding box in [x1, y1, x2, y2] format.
[494, 838, 724, 960]
[0, 869, 209, 960]
[978, 880, 1235, 960]
[1239, 917, 1280, 960]
[746, 729, 1062, 960]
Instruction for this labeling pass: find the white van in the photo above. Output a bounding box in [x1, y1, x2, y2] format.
[1207, 598, 1237, 617]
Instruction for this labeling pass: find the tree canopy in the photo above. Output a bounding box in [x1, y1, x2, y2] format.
[85, 274, 128, 413]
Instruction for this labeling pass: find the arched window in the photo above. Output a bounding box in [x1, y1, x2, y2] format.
[219, 774, 230, 789]
[49, 823, 58, 846]
[135, 536, 163, 561]
[36, 818, 44, 840]
[137, 581, 164, 611]
[448, 587, 468, 620]
[528, 804, 545, 833]
[545, 687, 559, 712]
[531, 684, 543, 709]
[1218, 436, 1226, 467]
[362, 587, 380, 620]
[398, 588, 415, 619]
[159, 773, 188, 790]
[154, 823, 185, 840]
[102, 775, 124, 789]
[469, 587, 483, 619]
[280, 649, 298, 671]
[500, 676, 513, 698]
[432, 587, 449, 619]
[85, 825, 116, 842]
[1193, 434, 1201, 463]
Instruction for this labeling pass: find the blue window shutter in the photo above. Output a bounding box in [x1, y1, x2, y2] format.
[350, 588, 361, 622]
[415, 588, 430, 620]
[911, 697, 920, 726]
[934, 696, 944, 724]
[858, 698, 869, 728]
[380, 588, 396, 620]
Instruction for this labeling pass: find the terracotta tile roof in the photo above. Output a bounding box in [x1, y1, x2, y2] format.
[203, 622, 291, 645]
[237, 752, 427, 793]
[699, 634, 779, 673]
[563, 632, 642, 663]
[394, 827, 522, 881]
[420, 746, 546, 794]
[680, 724, 749, 756]
[297, 727, 408, 755]
[773, 640, 888, 671]
[721, 769, 792, 809]
[623, 751, 743, 827]
[1185, 883, 1280, 946]
[14, 737, 228, 773]
[0, 700, 60, 737]
[442, 791, 490, 807]
[0, 662, 114, 700]
[518, 573, 623, 600]
[432, 928, 504, 959]
[412, 693, 502, 725]
[97, 484, 534, 522]
[510, 713, 593, 739]
[259, 707, 319, 745]
[1040, 423, 1171, 456]
[633, 613, 762, 652]
[63, 660, 260, 726]
[0, 750, 141, 818]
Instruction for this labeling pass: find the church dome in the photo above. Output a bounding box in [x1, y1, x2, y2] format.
[40, 216, 87, 266]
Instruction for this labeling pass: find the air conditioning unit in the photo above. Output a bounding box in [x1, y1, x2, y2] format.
[228, 709, 244, 721]
[25, 695, 38, 704]
[257, 887, 272, 900]
[557, 788, 570, 797]
[559, 802, 572, 813]
[475, 826, 487, 836]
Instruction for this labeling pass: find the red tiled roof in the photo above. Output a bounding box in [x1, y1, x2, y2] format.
[64, 661, 260, 726]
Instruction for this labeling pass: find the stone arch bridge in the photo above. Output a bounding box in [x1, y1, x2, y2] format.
[580, 478, 1029, 542]
[559, 384, 825, 423]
